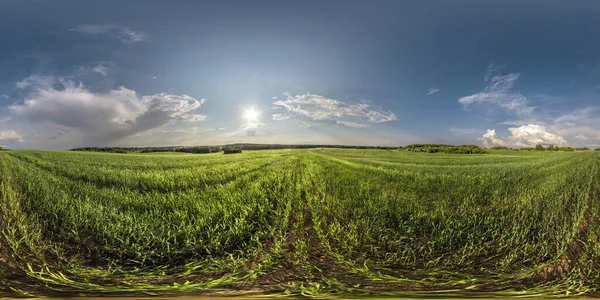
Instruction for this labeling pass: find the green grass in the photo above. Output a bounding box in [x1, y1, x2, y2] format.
[1, 149, 599, 297]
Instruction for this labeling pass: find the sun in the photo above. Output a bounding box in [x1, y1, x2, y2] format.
[243, 106, 261, 122]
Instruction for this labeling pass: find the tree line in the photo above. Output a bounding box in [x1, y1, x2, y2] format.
[69, 143, 599, 154]
[491, 145, 592, 151]
[400, 144, 488, 154]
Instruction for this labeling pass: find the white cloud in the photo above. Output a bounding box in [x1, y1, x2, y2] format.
[16, 75, 54, 89]
[336, 120, 369, 128]
[0, 130, 24, 142]
[459, 73, 532, 116]
[272, 113, 293, 121]
[484, 63, 506, 82]
[92, 64, 109, 76]
[72, 24, 149, 45]
[545, 106, 600, 142]
[478, 129, 506, 147]
[10, 76, 205, 145]
[426, 88, 440, 95]
[179, 114, 206, 122]
[273, 93, 397, 124]
[479, 124, 567, 148]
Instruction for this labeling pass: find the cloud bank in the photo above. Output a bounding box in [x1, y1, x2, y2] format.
[0, 130, 24, 142]
[10, 76, 205, 146]
[479, 124, 567, 148]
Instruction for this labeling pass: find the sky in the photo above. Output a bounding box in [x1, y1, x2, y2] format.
[1, 0, 600, 149]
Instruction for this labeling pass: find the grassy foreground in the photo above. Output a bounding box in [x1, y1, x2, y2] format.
[1, 149, 599, 297]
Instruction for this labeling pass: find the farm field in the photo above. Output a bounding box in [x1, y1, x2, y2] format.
[1, 149, 599, 297]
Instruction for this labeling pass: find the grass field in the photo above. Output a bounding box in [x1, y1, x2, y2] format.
[1, 149, 599, 297]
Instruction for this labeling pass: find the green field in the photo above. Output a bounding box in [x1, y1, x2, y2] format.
[1, 149, 599, 297]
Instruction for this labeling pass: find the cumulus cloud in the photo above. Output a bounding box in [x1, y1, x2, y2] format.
[459, 73, 532, 116]
[273, 93, 397, 124]
[10, 76, 205, 145]
[0, 130, 24, 142]
[478, 129, 506, 147]
[479, 124, 567, 148]
[72, 24, 149, 45]
[426, 88, 440, 95]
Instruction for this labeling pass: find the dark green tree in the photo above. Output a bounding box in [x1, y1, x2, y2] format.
[535, 144, 545, 151]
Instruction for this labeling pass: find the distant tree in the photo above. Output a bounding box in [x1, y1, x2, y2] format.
[535, 144, 545, 151]
[546, 144, 554, 151]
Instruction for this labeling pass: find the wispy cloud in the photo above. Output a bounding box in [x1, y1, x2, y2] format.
[72, 24, 149, 45]
[549, 106, 600, 141]
[273, 93, 397, 124]
[336, 120, 369, 128]
[272, 113, 293, 121]
[484, 63, 506, 82]
[426, 88, 440, 95]
[459, 72, 533, 116]
[92, 63, 109, 76]
[16, 74, 55, 89]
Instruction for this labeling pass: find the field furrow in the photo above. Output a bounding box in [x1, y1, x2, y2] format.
[1, 149, 599, 297]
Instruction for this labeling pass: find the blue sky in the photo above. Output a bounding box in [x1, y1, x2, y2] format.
[1, 0, 600, 149]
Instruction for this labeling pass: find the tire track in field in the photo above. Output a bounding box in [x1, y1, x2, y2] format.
[247, 155, 363, 292]
[524, 156, 600, 290]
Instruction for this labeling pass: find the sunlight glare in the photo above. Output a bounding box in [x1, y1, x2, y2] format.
[243, 106, 261, 122]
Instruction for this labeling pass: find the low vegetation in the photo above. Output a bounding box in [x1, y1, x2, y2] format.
[402, 144, 488, 154]
[1, 149, 599, 297]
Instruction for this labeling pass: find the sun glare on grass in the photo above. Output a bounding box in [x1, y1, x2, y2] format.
[243, 106, 261, 122]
